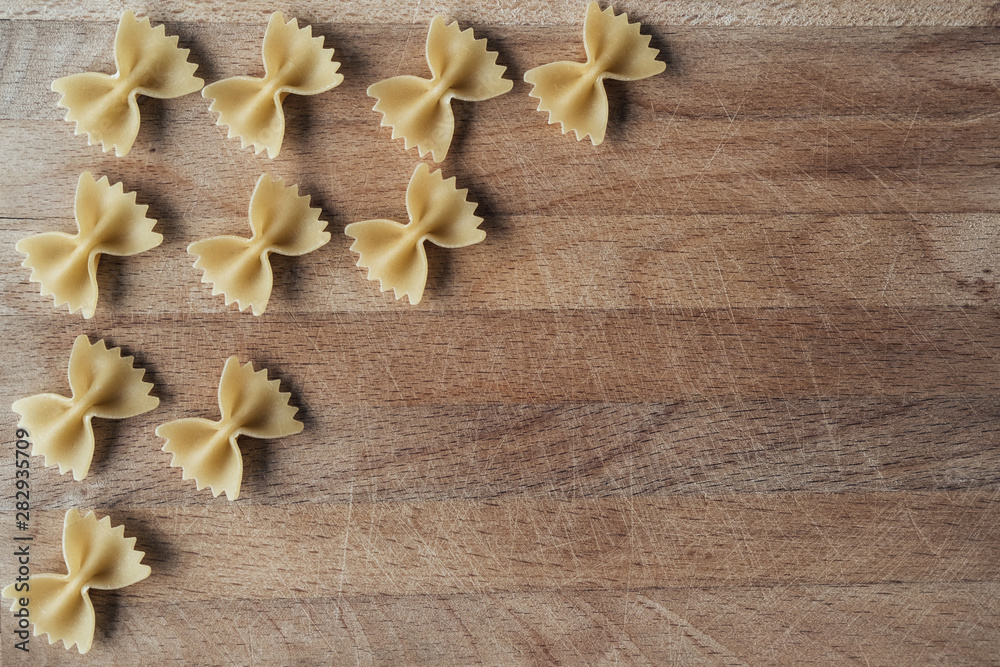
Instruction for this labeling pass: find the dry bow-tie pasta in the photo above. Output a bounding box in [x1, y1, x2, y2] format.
[2, 509, 151, 654]
[368, 16, 512, 162]
[157, 357, 303, 501]
[345, 163, 484, 305]
[188, 173, 330, 315]
[52, 10, 203, 156]
[17, 172, 162, 319]
[203, 12, 343, 158]
[524, 1, 665, 145]
[12, 336, 158, 481]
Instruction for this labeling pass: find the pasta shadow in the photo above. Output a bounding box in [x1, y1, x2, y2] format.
[90, 588, 121, 647]
[236, 434, 273, 499]
[423, 243, 455, 302]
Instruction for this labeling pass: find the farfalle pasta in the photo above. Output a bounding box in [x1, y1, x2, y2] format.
[368, 16, 512, 162]
[2, 509, 151, 654]
[345, 163, 484, 304]
[524, 2, 665, 145]
[12, 336, 158, 481]
[52, 10, 203, 156]
[203, 12, 343, 158]
[157, 357, 303, 500]
[17, 172, 162, 319]
[188, 173, 330, 315]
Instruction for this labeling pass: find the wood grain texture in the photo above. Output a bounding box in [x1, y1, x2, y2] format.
[1, 2, 999, 664]
[2, 1, 1000, 26]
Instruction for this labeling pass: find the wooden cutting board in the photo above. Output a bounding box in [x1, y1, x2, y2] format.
[2, 1, 999, 664]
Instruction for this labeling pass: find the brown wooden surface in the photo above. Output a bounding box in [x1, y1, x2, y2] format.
[2, 1, 999, 664]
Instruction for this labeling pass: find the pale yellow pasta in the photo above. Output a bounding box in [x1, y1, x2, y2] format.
[368, 16, 512, 162]
[157, 357, 303, 501]
[188, 173, 330, 316]
[17, 172, 162, 319]
[12, 336, 158, 481]
[524, 2, 665, 145]
[345, 163, 484, 305]
[203, 12, 343, 158]
[2, 509, 151, 654]
[52, 10, 203, 156]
